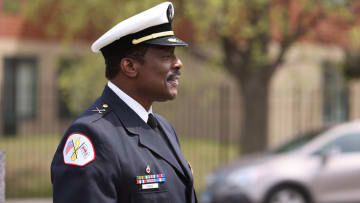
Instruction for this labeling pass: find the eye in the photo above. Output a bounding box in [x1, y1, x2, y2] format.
[161, 54, 174, 59]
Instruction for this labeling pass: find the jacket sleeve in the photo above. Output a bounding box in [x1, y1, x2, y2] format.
[51, 122, 119, 203]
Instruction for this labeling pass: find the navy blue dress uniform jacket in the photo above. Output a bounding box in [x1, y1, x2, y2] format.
[51, 86, 197, 203]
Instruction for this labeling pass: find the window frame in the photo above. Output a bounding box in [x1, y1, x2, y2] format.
[3, 56, 38, 120]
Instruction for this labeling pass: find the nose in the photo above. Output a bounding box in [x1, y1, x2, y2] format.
[173, 56, 183, 70]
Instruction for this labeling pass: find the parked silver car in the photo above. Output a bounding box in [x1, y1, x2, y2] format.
[202, 121, 360, 203]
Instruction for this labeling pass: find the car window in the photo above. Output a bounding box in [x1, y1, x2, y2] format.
[273, 127, 329, 153]
[316, 133, 360, 154]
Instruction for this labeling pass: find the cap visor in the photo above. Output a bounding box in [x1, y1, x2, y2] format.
[143, 36, 188, 46]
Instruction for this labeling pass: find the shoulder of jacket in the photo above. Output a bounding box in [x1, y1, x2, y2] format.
[75, 99, 113, 124]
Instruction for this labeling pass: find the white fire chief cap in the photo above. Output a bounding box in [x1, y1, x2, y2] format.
[91, 2, 188, 54]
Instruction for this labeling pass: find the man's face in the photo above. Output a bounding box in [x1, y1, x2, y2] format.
[136, 45, 183, 103]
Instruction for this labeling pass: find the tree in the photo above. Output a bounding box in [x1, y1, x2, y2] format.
[24, 0, 356, 154]
[181, 0, 357, 154]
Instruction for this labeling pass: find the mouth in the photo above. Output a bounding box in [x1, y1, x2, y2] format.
[167, 74, 180, 87]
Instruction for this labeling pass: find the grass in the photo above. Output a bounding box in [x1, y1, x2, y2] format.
[0, 135, 61, 198]
[0, 135, 240, 198]
[180, 136, 240, 192]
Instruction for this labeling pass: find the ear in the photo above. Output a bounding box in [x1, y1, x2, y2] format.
[120, 58, 139, 78]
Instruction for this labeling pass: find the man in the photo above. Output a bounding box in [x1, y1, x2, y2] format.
[51, 2, 197, 203]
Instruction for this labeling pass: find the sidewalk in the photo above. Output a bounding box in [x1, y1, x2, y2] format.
[6, 199, 52, 203]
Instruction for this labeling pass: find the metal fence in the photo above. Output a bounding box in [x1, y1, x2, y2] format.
[0, 80, 359, 199]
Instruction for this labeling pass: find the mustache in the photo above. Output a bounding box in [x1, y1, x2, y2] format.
[167, 71, 181, 80]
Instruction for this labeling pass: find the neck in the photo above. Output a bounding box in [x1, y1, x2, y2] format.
[110, 79, 152, 111]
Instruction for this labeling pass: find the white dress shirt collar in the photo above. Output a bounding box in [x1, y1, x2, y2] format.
[107, 81, 152, 123]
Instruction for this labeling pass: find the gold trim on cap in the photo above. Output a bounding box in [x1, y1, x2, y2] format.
[132, 31, 174, 45]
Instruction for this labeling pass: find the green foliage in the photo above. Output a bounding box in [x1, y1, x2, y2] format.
[58, 53, 106, 115]
[321, 0, 356, 22]
[2, 0, 21, 13]
[24, 0, 164, 41]
[349, 26, 360, 49]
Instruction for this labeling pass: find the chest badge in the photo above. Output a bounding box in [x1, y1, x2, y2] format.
[136, 174, 166, 186]
[146, 165, 151, 174]
[136, 165, 166, 190]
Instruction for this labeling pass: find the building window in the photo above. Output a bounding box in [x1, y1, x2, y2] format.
[2, 57, 37, 135]
[322, 61, 348, 124]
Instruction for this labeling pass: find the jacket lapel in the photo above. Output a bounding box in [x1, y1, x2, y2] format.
[100, 86, 187, 180]
[156, 115, 194, 184]
[137, 128, 187, 180]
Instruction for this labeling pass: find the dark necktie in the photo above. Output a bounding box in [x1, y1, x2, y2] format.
[147, 113, 158, 130]
[147, 114, 171, 147]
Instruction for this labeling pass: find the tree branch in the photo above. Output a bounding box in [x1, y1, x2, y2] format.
[268, 1, 326, 76]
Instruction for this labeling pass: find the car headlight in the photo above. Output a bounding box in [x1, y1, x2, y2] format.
[226, 166, 262, 187]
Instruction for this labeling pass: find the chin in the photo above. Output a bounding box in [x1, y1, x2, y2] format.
[169, 90, 178, 99]
[156, 92, 177, 102]
[169, 95, 177, 100]
[166, 93, 178, 101]
[164, 94, 177, 101]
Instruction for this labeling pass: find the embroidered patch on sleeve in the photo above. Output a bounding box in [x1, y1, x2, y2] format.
[63, 133, 95, 167]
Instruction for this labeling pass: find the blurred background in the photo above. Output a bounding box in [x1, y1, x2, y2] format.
[0, 0, 360, 201]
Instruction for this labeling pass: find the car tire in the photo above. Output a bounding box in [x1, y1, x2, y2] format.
[265, 185, 310, 203]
